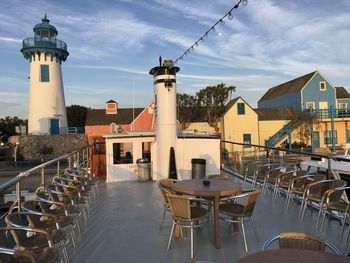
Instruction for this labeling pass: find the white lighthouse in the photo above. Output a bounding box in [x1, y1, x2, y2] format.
[21, 15, 69, 135]
[149, 60, 180, 180]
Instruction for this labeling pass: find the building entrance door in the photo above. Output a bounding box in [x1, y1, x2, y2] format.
[312, 131, 320, 149]
[50, 119, 59, 135]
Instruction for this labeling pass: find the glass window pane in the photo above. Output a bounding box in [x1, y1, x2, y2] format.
[243, 133, 251, 148]
[113, 142, 133, 164]
[237, 103, 245, 115]
[40, 65, 50, 82]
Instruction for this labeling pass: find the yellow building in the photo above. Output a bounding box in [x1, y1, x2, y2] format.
[255, 107, 295, 146]
[222, 97, 259, 152]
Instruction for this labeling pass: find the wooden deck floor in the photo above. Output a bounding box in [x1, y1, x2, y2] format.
[72, 176, 350, 263]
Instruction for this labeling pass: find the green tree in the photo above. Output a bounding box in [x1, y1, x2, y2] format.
[177, 93, 199, 129]
[66, 105, 89, 127]
[0, 116, 27, 141]
[196, 83, 235, 131]
[291, 111, 318, 146]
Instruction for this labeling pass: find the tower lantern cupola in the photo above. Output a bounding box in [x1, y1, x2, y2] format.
[21, 14, 69, 62]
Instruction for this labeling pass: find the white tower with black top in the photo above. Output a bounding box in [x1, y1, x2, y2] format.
[21, 15, 69, 135]
[149, 60, 180, 180]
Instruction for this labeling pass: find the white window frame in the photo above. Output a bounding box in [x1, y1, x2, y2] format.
[305, 101, 315, 110]
[337, 102, 347, 109]
[319, 81, 326, 91]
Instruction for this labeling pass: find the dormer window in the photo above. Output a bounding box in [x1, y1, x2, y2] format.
[237, 103, 245, 115]
[320, 81, 326, 91]
[106, 100, 117, 114]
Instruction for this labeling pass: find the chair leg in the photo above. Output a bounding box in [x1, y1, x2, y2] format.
[160, 207, 167, 229]
[339, 214, 346, 244]
[167, 222, 175, 251]
[284, 193, 291, 212]
[320, 211, 327, 232]
[190, 222, 194, 259]
[250, 216, 259, 242]
[241, 219, 248, 252]
[316, 207, 323, 231]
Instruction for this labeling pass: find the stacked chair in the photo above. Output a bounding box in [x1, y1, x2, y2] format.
[2, 162, 99, 263]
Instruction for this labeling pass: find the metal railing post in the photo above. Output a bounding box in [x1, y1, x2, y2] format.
[41, 166, 45, 188]
[68, 156, 71, 169]
[16, 181, 21, 212]
[82, 149, 85, 166]
[327, 157, 332, 179]
[77, 151, 80, 166]
[57, 160, 60, 178]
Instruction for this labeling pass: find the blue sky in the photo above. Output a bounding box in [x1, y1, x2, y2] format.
[1, 0, 350, 118]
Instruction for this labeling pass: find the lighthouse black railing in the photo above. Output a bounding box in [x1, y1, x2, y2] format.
[22, 37, 67, 50]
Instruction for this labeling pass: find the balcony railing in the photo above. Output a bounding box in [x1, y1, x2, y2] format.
[22, 37, 67, 50]
[306, 108, 350, 119]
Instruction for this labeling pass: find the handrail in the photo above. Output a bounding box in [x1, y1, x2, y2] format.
[222, 140, 350, 162]
[0, 146, 87, 194]
[222, 140, 350, 179]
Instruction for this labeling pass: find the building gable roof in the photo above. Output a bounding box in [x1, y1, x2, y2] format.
[254, 107, 296, 121]
[335, 87, 350, 99]
[258, 71, 317, 103]
[225, 97, 254, 114]
[85, 108, 144, 126]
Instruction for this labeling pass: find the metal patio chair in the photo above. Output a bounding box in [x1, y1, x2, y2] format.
[299, 179, 347, 221]
[263, 232, 342, 255]
[0, 226, 63, 263]
[158, 179, 178, 229]
[219, 189, 261, 252]
[284, 173, 326, 211]
[5, 212, 69, 262]
[317, 186, 350, 244]
[166, 193, 211, 260]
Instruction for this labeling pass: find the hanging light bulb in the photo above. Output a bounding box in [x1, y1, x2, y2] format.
[241, 0, 248, 6]
[212, 27, 216, 32]
[220, 19, 225, 25]
[195, 42, 199, 47]
[228, 12, 233, 20]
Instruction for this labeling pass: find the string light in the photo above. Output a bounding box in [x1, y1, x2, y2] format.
[174, 0, 248, 65]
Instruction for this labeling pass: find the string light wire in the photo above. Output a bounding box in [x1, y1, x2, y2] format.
[173, 0, 248, 65]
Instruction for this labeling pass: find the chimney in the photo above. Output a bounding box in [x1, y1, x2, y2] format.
[106, 100, 118, 114]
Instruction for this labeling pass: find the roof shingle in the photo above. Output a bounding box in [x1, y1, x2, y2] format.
[335, 87, 350, 99]
[254, 107, 296, 121]
[258, 71, 317, 103]
[85, 108, 144, 126]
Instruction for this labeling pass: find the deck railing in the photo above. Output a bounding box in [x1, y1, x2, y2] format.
[0, 146, 88, 212]
[222, 140, 350, 179]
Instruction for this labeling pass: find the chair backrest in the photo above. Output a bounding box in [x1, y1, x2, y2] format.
[279, 232, 325, 251]
[242, 190, 261, 216]
[5, 213, 29, 245]
[158, 179, 177, 205]
[167, 194, 191, 220]
[0, 247, 38, 263]
[246, 162, 260, 177]
[326, 186, 350, 205]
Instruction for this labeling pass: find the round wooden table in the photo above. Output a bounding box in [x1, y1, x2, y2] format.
[237, 249, 349, 263]
[172, 179, 242, 249]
